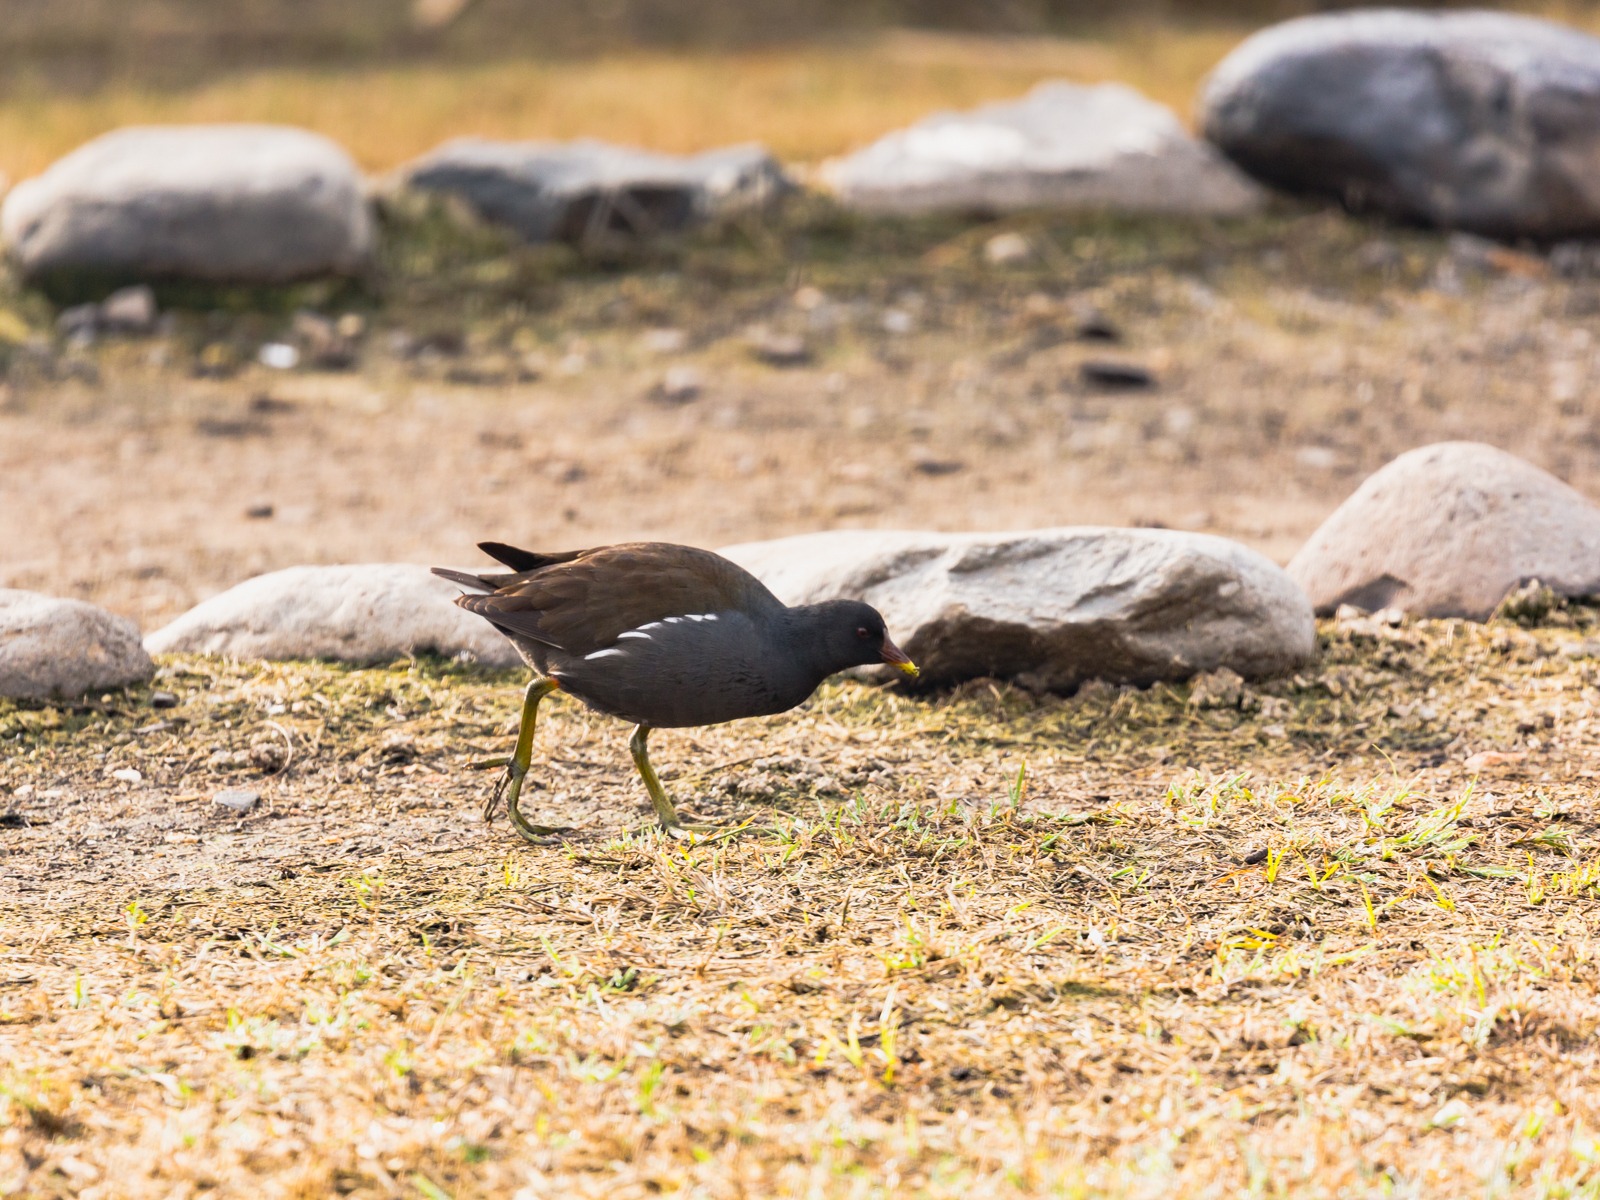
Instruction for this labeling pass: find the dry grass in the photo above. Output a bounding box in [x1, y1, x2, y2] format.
[0, 27, 1249, 183]
[4, 608, 1600, 1196]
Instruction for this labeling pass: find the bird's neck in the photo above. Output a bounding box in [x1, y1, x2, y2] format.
[773, 605, 852, 689]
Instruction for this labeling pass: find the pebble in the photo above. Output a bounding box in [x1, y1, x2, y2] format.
[150, 691, 179, 709]
[984, 232, 1033, 265]
[214, 789, 259, 813]
[109, 768, 142, 784]
[1080, 361, 1155, 389]
[258, 342, 300, 369]
[746, 327, 809, 366]
[655, 365, 703, 403]
[1074, 312, 1122, 341]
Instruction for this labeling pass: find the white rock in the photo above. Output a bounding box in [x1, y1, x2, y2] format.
[394, 138, 789, 242]
[1, 125, 374, 283]
[1288, 442, 1600, 620]
[721, 527, 1313, 690]
[984, 232, 1033, 264]
[0, 590, 155, 699]
[258, 342, 300, 370]
[214, 789, 259, 813]
[1201, 11, 1600, 239]
[99, 285, 157, 333]
[821, 81, 1264, 217]
[144, 564, 522, 666]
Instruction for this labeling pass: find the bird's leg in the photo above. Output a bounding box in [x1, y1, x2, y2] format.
[485, 676, 570, 843]
[629, 725, 771, 839]
[628, 724, 684, 831]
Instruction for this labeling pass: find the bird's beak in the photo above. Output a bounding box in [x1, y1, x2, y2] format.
[880, 634, 919, 677]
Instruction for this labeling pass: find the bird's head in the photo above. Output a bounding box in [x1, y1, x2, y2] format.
[809, 600, 918, 678]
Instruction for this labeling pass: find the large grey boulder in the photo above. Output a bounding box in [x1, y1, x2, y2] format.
[0, 591, 154, 699]
[721, 528, 1313, 690]
[145, 565, 521, 667]
[1, 125, 374, 284]
[1200, 10, 1600, 240]
[394, 138, 789, 243]
[821, 81, 1265, 217]
[1289, 442, 1600, 620]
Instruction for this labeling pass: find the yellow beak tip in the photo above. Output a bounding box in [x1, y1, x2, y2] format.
[896, 661, 920, 678]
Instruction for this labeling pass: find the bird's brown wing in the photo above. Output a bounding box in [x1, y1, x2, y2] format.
[449, 542, 780, 654]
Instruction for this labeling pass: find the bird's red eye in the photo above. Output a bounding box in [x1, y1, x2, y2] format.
[857, 626, 872, 639]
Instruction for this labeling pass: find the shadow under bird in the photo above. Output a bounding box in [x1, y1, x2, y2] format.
[433, 541, 918, 839]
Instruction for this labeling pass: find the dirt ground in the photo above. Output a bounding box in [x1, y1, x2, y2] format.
[4, 612, 1600, 1197]
[3, 203, 1599, 635]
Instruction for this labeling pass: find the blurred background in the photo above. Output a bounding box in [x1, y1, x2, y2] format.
[3, 0, 1600, 633]
[3, 0, 1596, 178]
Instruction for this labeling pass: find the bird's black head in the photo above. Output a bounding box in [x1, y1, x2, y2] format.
[801, 600, 919, 678]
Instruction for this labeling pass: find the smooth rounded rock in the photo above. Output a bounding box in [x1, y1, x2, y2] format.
[1200, 10, 1600, 239]
[823, 81, 1264, 217]
[393, 138, 788, 243]
[145, 564, 523, 666]
[1, 124, 374, 284]
[721, 527, 1313, 691]
[0, 590, 155, 699]
[1288, 442, 1600, 620]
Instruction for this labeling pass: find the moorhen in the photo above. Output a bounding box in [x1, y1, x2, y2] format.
[433, 541, 918, 840]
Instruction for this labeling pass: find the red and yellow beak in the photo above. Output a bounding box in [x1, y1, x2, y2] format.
[880, 634, 919, 677]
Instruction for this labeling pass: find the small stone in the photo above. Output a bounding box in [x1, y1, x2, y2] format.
[245, 503, 274, 519]
[984, 232, 1033, 265]
[746, 327, 809, 366]
[258, 342, 300, 370]
[642, 328, 687, 354]
[1074, 312, 1122, 341]
[881, 308, 915, 334]
[654, 365, 702, 403]
[1295, 445, 1340, 470]
[213, 789, 259, 813]
[1080, 361, 1154, 390]
[109, 768, 142, 784]
[100, 285, 157, 334]
[1189, 666, 1246, 709]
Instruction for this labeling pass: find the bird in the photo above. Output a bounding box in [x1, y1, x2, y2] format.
[433, 540, 918, 840]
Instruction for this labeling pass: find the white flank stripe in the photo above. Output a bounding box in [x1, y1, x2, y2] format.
[584, 648, 625, 660]
[617, 630, 652, 640]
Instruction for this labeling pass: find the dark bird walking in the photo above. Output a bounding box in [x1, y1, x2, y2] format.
[434, 541, 917, 840]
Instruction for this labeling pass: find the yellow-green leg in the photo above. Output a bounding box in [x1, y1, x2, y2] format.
[479, 676, 571, 843]
[629, 724, 769, 840]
